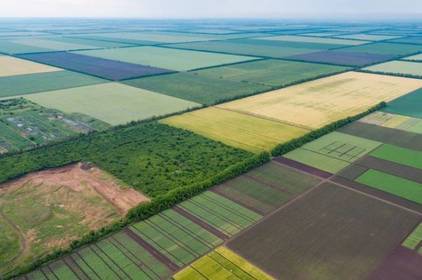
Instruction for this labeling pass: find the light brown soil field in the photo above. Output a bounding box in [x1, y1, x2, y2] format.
[0, 163, 148, 275]
[0, 56, 60, 77]
[218, 72, 422, 129]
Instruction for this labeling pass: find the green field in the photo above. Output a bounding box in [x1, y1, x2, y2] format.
[131, 209, 223, 267]
[215, 161, 320, 214]
[371, 144, 422, 169]
[339, 42, 422, 56]
[0, 98, 110, 154]
[12, 38, 98, 51]
[195, 59, 349, 87]
[285, 132, 382, 173]
[365, 60, 422, 78]
[0, 40, 52, 54]
[169, 39, 323, 58]
[259, 35, 367, 45]
[125, 71, 270, 105]
[0, 70, 106, 99]
[43, 36, 132, 48]
[402, 223, 422, 255]
[162, 107, 308, 153]
[337, 34, 400, 41]
[26, 83, 200, 125]
[179, 191, 262, 236]
[356, 169, 422, 204]
[174, 246, 273, 280]
[75, 46, 256, 71]
[383, 88, 422, 118]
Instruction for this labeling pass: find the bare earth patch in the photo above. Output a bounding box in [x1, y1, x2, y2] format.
[0, 162, 149, 276]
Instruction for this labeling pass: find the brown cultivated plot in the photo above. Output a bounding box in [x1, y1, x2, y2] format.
[218, 72, 422, 129]
[227, 183, 420, 280]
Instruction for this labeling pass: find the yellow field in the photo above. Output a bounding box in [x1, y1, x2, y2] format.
[217, 72, 422, 129]
[0, 56, 60, 77]
[161, 107, 308, 153]
[173, 246, 273, 280]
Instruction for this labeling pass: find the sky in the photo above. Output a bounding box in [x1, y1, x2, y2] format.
[1, 0, 422, 19]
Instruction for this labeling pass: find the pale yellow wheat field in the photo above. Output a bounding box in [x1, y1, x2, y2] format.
[218, 71, 422, 129]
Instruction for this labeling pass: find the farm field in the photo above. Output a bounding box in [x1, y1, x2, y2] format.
[284, 131, 382, 173]
[227, 183, 421, 280]
[162, 107, 308, 153]
[355, 169, 422, 204]
[289, 50, 395, 66]
[0, 70, 106, 99]
[338, 42, 422, 56]
[25, 83, 200, 125]
[0, 98, 110, 153]
[0, 56, 60, 77]
[217, 71, 422, 129]
[364, 60, 422, 78]
[405, 53, 422, 61]
[336, 34, 400, 41]
[359, 112, 422, 134]
[178, 191, 262, 237]
[174, 246, 274, 280]
[125, 59, 348, 105]
[389, 36, 422, 45]
[18, 52, 173, 81]
[382, 88, 422, 118]
[0, 162, 148, 276]
[75, 46, 257, 71]
[259, 34, 367, 45]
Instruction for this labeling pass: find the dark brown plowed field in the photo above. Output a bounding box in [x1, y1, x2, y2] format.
[227, 182, 420, 280]
[339, 122, 422, 151]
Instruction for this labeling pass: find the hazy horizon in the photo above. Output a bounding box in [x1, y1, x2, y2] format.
[1, 0, 422, 20]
